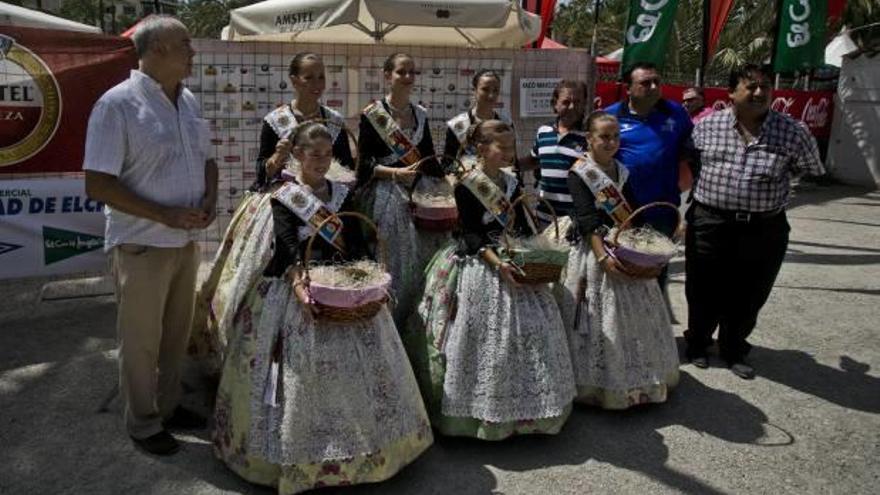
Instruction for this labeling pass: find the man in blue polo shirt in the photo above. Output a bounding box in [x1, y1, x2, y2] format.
[605, 62, 693, 237]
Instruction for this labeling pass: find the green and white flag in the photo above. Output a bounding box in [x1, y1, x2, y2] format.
[621, 0, 680, 73]
[773, 0, 827, 73]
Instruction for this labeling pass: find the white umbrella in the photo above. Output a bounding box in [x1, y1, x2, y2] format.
[0, 3, 102, 34]
[224, 0, 541, 48]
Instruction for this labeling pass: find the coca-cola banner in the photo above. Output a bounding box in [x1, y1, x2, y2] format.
[0, 27, 136, 174]
[595, 81, 834, 138]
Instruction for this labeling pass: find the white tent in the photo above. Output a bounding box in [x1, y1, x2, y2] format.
[0, 3, 102, 34]
[825, 30, 859, 68]
[223, 0, 541, 48]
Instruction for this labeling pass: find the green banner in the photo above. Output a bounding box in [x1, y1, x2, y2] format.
[43, 226, 103, 265]
[773, 0, 827, 73]
[621, 0, 680, 73]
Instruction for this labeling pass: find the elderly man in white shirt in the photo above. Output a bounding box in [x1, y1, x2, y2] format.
[83, 15, 217, 456]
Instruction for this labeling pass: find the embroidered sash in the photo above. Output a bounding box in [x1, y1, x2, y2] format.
[363, 100, 421, 166]
[460, 167, 512, 227]
[571, 156, 632, 226]
[272, 182, 346, 252]
[264, 104, 343, 143]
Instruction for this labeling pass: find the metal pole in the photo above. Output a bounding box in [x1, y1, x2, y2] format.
[589, 0, 601, 58]
[699, 0, 710, 88]
[98, 0, 105, 32]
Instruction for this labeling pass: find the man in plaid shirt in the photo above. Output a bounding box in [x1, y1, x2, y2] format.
[684, 64, 824, 379]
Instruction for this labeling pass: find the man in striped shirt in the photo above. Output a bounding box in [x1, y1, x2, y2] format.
[518, 80, 589, 223]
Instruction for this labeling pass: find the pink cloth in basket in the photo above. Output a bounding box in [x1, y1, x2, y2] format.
[309, 273, 391, 308]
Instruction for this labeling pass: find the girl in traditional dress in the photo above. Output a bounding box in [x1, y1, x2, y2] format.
[357, 52, 447, 326]
[190, 52, 355, 372]
[405, 120, 575, 440]
[212, 123, 432, 494]
[442, 69, 512, 168]
[557, 111, 679, 410]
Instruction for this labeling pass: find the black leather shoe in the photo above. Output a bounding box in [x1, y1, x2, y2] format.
[163, 406, 207, 430]
[729, 361, 756, 380]
[131, 430, 180, 456]
[690, 356, 709, 369]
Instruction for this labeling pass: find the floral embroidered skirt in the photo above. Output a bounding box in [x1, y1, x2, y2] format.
[404, 250, 575, 440]
[213, 278, 433, 494]
[556, 242, 680, 410]
[189, 192, 275, 375]
[360, 179, 450, 327]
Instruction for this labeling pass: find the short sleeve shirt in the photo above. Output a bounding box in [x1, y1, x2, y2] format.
[605, 99, 693, 208]
[83, 70, 209, 250]
[692, 108, 824, 212]
[530, 122, 588, 219]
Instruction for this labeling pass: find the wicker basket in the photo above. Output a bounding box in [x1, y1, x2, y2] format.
[608, 202, 681, 269]
[500, 195, 569, 285]
[409, 154, 460, 232]
[303, 211, 390, 322]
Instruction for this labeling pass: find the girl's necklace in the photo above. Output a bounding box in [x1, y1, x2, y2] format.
[385, 97, 409, 115]
[292, 101, 321, 121]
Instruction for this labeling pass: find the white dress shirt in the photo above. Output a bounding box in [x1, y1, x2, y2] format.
[84, 70, 209, 250]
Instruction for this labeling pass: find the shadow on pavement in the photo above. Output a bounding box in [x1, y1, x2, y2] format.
[325, 370, 770, 495]
[748, 347, 880, 414]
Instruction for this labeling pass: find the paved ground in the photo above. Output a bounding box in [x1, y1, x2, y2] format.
[1, 183, 878, 495]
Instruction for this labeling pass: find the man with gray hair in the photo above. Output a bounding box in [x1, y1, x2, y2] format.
[84, 15, 217, 455]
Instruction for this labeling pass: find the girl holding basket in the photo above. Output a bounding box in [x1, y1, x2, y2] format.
[356, 52, 448, 326]
[213, 122, 432, 494]
[405, 119, 575, 440]
[557, 111, 680, 410]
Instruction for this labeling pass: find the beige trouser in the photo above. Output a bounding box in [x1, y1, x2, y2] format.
[112, 241, 200, 439]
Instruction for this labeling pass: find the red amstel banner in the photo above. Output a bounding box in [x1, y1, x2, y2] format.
[0, 27, 136, 175]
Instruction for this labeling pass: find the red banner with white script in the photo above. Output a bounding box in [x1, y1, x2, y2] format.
[594, 82, 834, 138]
[0, 27, 137, 175]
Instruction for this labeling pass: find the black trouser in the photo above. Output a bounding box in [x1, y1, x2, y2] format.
[684, 203, 790, 363]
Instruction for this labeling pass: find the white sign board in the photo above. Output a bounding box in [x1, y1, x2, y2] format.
[519, 77, 561, 118]
[0, 178, 107, 279]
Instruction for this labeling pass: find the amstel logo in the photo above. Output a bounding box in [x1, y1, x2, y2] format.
[0, 34, 62, 167]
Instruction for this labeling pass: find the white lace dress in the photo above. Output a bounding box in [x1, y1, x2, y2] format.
[438, 256, 575, 439]
[212, 183, 432, 495]
[557, 240, 680, 409]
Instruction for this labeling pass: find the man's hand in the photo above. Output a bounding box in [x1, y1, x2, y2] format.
[161, 207, 209, 230]
[199, 194, 217, 227]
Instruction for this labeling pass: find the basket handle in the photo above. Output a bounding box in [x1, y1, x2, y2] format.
[505, 192, 559, 237]
[302, 211, 386, 281]
[611, 201, 682, 246]
[407, 154, 464, 199]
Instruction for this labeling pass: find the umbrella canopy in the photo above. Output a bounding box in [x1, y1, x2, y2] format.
[224, 0, 541, 48]
[0, 3, 101, 34]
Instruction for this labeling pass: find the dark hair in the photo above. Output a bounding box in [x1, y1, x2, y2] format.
[727, 63, 773, 91]
[383, 52, 413, 73]
[288, 52, 322, 77]
[622, 62, 658, 84]
[585, 110, 618, 133]
[550, 79, 588, 107]
[467, 119, 514, 148]
[472, 69, 501, 89]
[683, 87, 704, 97]
[290, 122, 332, 149]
